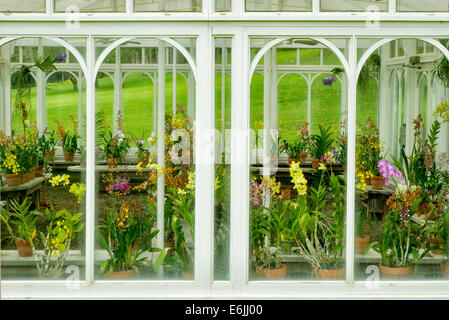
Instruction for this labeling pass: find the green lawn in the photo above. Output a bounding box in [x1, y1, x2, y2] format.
[10, 60, 377, 145]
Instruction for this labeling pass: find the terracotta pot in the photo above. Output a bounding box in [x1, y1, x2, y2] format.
[182, 271, 194, 280]
[20, 171, 31, 184]
[364, 177, 371, 185]
[36, 165, 44, 177]
[45, 151, 55, 161]
[371, 176, 384, 190]
[104, 269, 136, 280]
[440, 262, 449, 278]
[256, 264, 287, 280]
[356, 235, 371, 254]
[311, 158, 319, 169]
[299, 152, 308, 163]
[63, 151, 75, 162]
[288, 158, 298, 165]
[417, 203, 436, 220]
[15, 239, 33, 257]
[164, 240, 175, 257]
[315, 268, 345, 280]
[379, 264, 412, 280]
[429, 237, 445, 254]
[4, 173, 21, 187]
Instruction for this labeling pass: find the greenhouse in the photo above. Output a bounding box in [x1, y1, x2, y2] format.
[0, 0, 449, 299]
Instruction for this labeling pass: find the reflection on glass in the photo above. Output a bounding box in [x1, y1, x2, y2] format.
[216, 0, 231, 11]
[55, 0, 125, 12]
[214, 38, 232, 280]
[135, 0, 202, 12]
[321, 0, 387, 12]
[1, 38, 87, 281]
[249, 38, 347, 281]
[355, 39, 449, 281]
[94, 38, 196, 280]
[0, 1, 45, 12]
[246, 0, 312, 12]
[397, 0, 449, 12]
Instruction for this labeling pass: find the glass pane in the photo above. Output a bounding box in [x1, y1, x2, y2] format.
[246, 0, 312, 12]
[55, 0, 126, 12]
[249, 37, 348, 281]
[214, 37, 231, 280]
[94, 37, 196, 280]
[1, 37, 87, 281]
[397, 0, 449, 12]
[135, 0, 202, 12]
[355, 39, 449, 281]
[0, 1, 46, 12]
[216, 0, 231, 11]
[321, 0, 387, 12]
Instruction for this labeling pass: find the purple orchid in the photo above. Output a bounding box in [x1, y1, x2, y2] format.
[323, 75, 337, 86]
[378, 160, 405, 186]
[55, 53, 67, 63]
[107, 178, 131, 194]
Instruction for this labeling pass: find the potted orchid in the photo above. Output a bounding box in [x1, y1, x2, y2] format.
[356, 118, 382, 188]
[136, 138, 150, 166]
[103, 111, 130, 167]
[279, 122, 313, 164]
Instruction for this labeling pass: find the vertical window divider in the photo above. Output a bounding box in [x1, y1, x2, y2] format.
[126, 0, 133, 14]
[203, 0, 214, 15]
[345, 35, 357, 284]
[195, 29, 214, 292]
[85, 35, 96, 284]
[230, 29, 248, 293]
[46, 0, 54, 14]
[232, 0, 244, 15]
[313, 0, 320, 14]
[389, 0, 396, 14]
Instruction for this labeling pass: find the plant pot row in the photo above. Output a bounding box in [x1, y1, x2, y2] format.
[45, 151, 76, 162]
[4, 165, 43, 187]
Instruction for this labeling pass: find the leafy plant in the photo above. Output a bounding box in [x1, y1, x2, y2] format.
[311, 124, 335, 160]
[35, 207, 84, 279]
[97, 199, 161, 274]
[365, 197, 427, 268]
[12, 55, 57, 132]
[0, 199, 40, 243]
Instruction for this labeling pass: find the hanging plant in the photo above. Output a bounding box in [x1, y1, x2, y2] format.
[435, 56, 449, 89]
[323, 67, 344, 86]
[358, 52, 381, 92]
[11, 55, 58, 132]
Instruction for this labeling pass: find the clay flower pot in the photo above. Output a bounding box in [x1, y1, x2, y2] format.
[45, 151, 55, 161]
[299, 152, 308, 163]
[311, 158, 320, 169]
[36, 165, 44, 177]
[63, 151, 75, 162]
[371, 176, 384, 190]
[256, 264, 287, 280]
[182, 271, 195, 280]
[20, 171, 31, 184]
[356, 235, 371, 254]
[315, 268, 345, 280]
[429, 237, 445, 255]
[417, 203, 436, 220]
[104, 269, 136, 280]
[440, 262, 449, 279]
[364, 177, 371, 186]
[164, 240, 175, 257]
[4, 173, 21, 187]
[15, 239, 33, 257]
[379, 264, 412, 280]
[288, 158, 298, 165]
